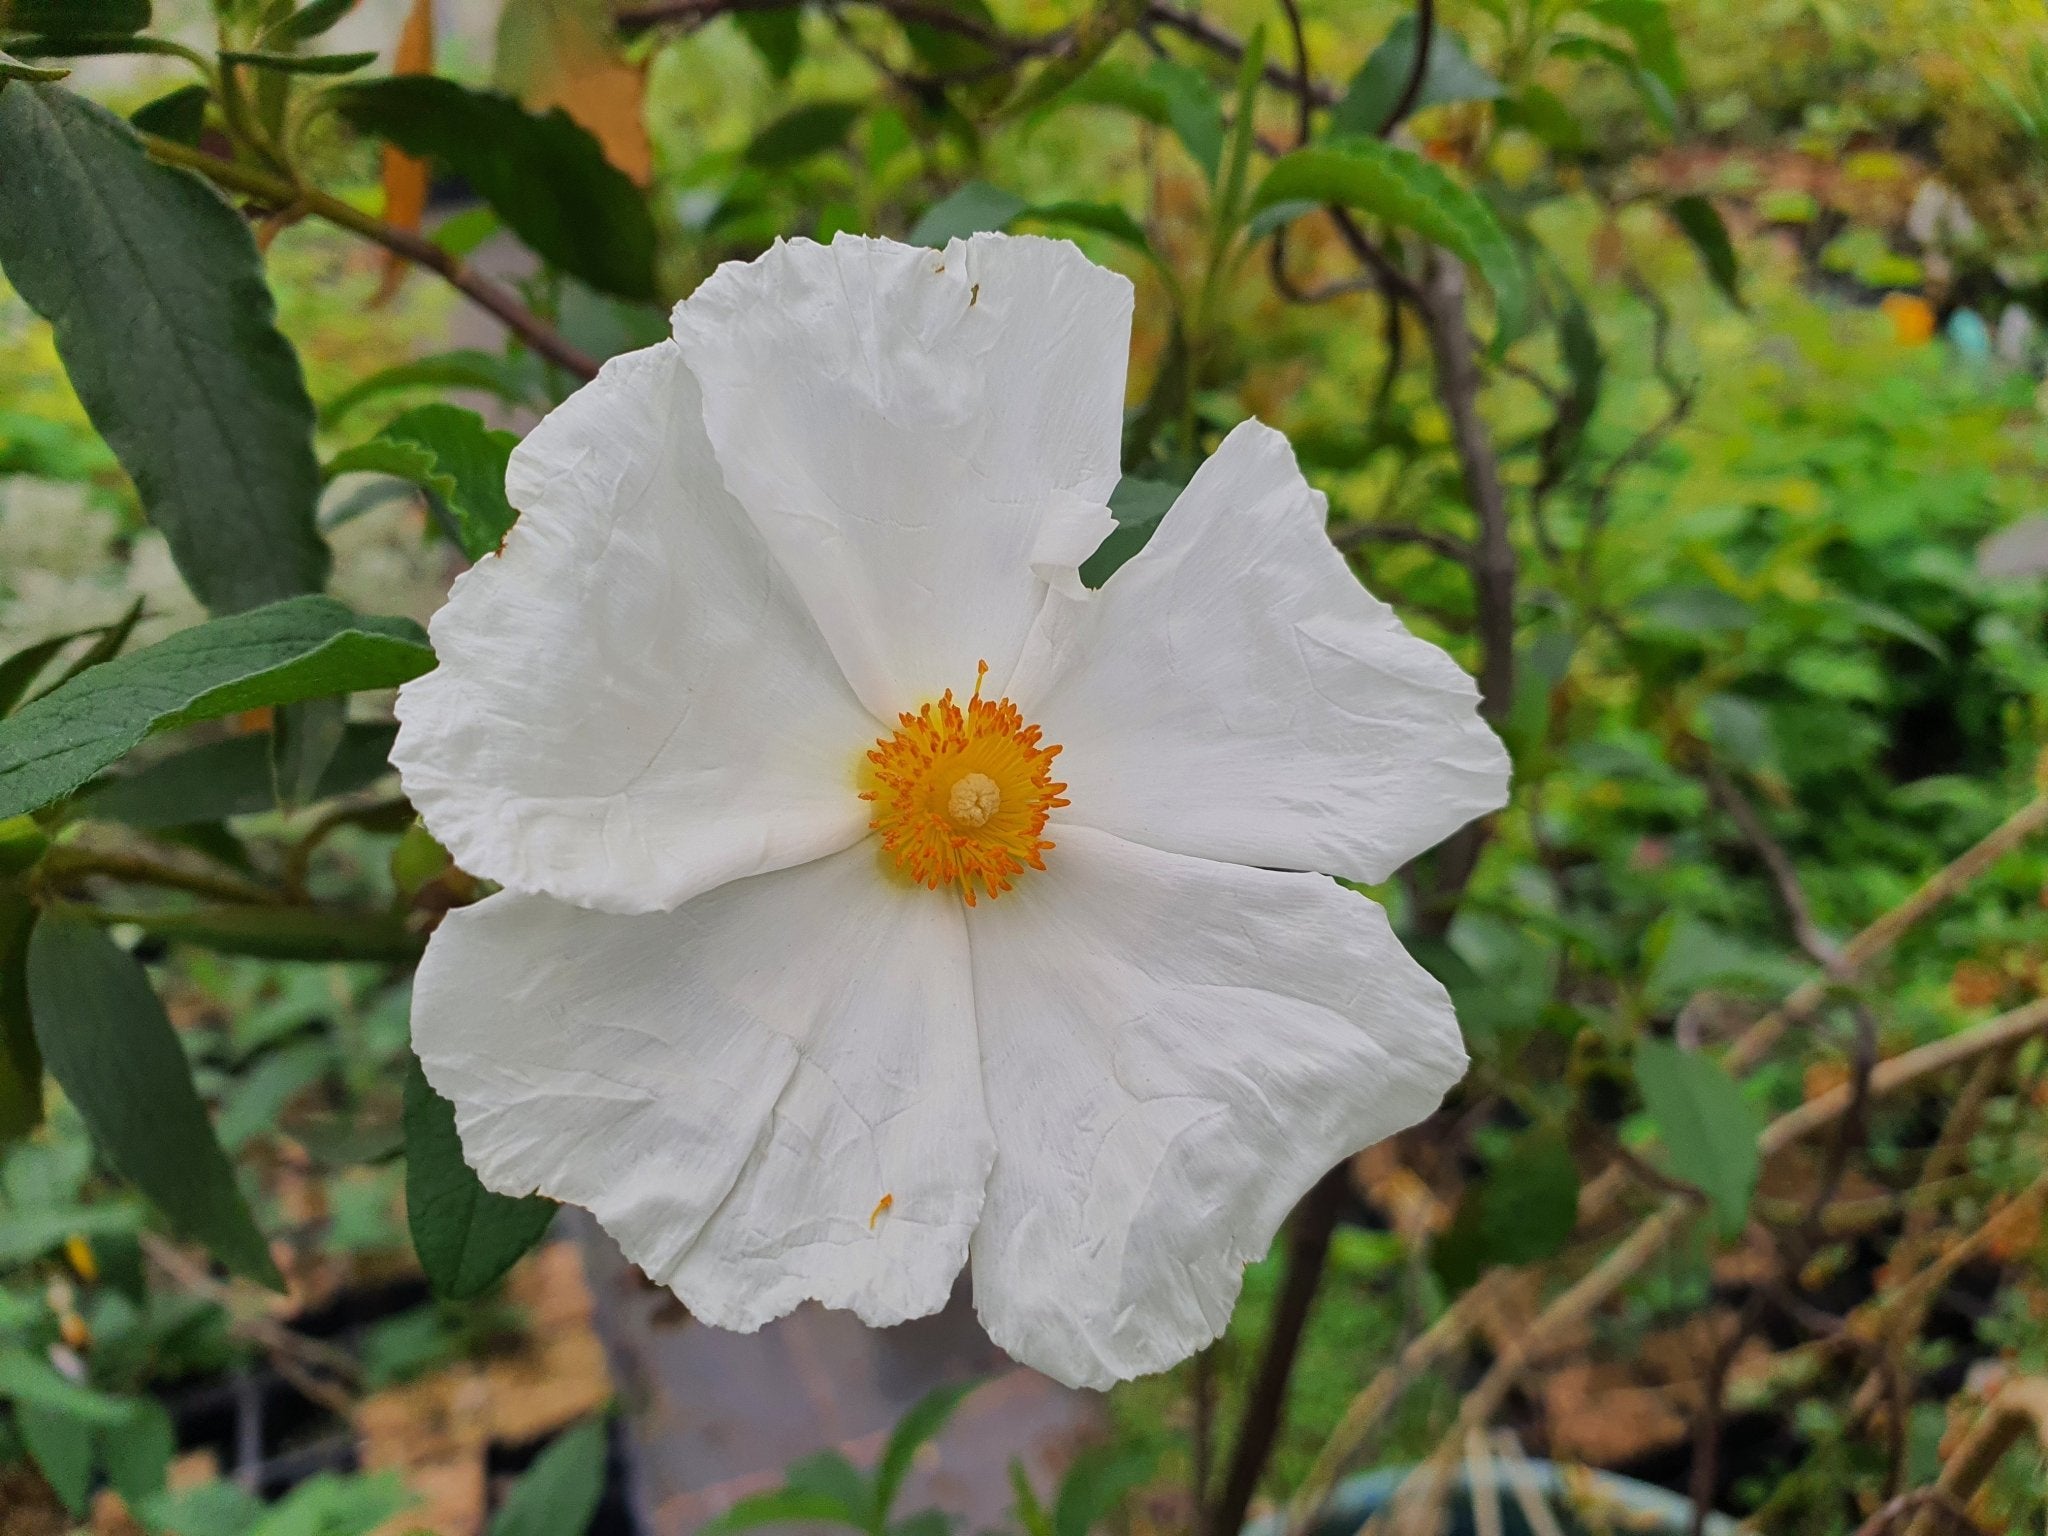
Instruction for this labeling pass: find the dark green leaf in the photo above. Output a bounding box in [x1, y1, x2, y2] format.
[3, 0, 149, 36]
[1243, 197, 1317, 239]
[0, 595, 431, 821]
[114, 903, 423, 963]
[1019, 200, 1150, 253]
[263, 0, 360, 45]
[1150, 59, 1222, 182]
[876, 1381, 975, 1522]
[1332, 15, 1503, 138]
[734, 6, 802, 78]
[896, 0, 997, 76]
[0, 1348, 136, 1426]
[489, 1418, 609, 1536]
[1052, 1442, 1157, 1536]
[745, 100, 862, 167]
[1668, 193, 1743, 309]
[268, 695, 346, 810]
[319, 349, 540, 428]
[40, 597, 142, 700]
[26, 918, 280, 1285]
[0, 1202, 142, 1266]
[80, 722, 395, 829]
[0, 629, 97, 717]
[1082, 474, 1182, 588]
[909, 179, 1026, 246]
[326, 404, 518, 561]
[102, 1397, 174, 1506]
[0, 892, 39, 1141]
[334, 77, 657, 301]
[0, 83, 329, 612]
[1583, 0, 1683, 97]
[128, 81, 207, 144]
[1634, 1038, 1762, 1236]
[405, 1058, 555, 1300]
[1431, 1127, 1580, 1290]
[17, 1403, 95, 1515]
[219, 47, 378, 74]
[1251, 141, 1527, 340]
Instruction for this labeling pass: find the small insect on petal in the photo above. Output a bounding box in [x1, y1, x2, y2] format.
[869, 1193, 894, 1228]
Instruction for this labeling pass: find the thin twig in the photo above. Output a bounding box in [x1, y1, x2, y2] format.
[1376, 0, 1435, 137]
[1144, 0, 1336, 105]
[1698, 754, 1845, 974]
[140, 135, 601, 381]
[1333, 523, 1472, 561]
[38, 845, 276, 907]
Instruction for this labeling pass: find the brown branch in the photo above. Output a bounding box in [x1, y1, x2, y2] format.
[617, 0, 1051, 56]
[1333, 522, 1472, 561]
[1724, 792, 2048, 1072]
[1698, 754, 1844, 974]
[1375, 0, 1435, 136]
[38, 844, 276, 907]
[140, 135, 601, 382]
[1209, 1165, 1347, 1536]
[1144, 0, 1336, 106]
[1903, 1377, 2048, 1536]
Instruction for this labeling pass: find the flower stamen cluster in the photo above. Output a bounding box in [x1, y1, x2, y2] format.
[861, 662, 1067, 905]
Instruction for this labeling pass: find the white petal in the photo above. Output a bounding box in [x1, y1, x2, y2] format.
[391, 341, 878, 915]
[1007, 420, 1510, 885]
[672, 233, 1132, 714]
[965, 825, 1466, 1390]
[413, 843, 991, 1330]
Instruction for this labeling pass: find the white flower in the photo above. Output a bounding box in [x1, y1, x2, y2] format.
[392, 233, 1509, 1390]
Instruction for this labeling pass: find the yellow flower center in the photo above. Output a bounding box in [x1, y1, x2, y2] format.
[861, 663, 1067, 906]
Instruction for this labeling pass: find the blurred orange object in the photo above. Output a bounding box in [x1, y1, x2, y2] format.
[1882, 291, 1936, 346]
[375, 0, 434, 305]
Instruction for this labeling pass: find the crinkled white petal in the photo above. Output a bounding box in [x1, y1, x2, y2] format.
[391, 341, 877, 916]
[1006, 419, 1511, 886]
[964, 824, 1467, 1390]
[672, 233, 1132, 715]
[413, 843, 990, 1330]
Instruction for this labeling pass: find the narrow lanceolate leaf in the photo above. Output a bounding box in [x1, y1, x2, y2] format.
[217, 48, 378, 74]
[0, 83, 328, 613]
[0, 892, 41, 1141]
[875, 1380, 975, 1522]
[325, 405, 517, 560]
[0, 595, 432, 821]
[263, 0, 362, 45]
[26, 916, 282, 1287]
[1634, 1038, 1762, 1236]
[1249, 140, 1528, 341]
[334, 76, 657, 301]
[1052, 1442, 1158, 1536]
[487, 1418, 609, 1536]
[1668, 193, 1743, 309]
[127, 82, 207, 144]
[405, 1059, 555, 1299]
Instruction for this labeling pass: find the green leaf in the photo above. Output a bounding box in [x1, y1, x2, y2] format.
[218, 1039, 333, 1151]
[701, 1487, 870, 1535]
[0, 1349, 136, 1426]
[129, 81, 208, 144]
[1332, 15, 1503, 137]
[734, 6, 802, 79]
[0, 892, 40, 1141]
[1009, 1460, 1053, 1536]
[1250, 141, 1527, 341]
[1634, 1038, 1762, 1236]
[0, 1202, 143, 1266]
[1668, 194, 1742, 309]
[404, 1058, 555, 1300]
[489, 1418, 609, 1536]
[1150, 59, 1222, 182]
[263, 0, 360, 45]
[1049, 59, 1169, 125]
[0, 48, 68, 80]
[1052, 1443, 1157, 1536]
[909, 179, 1027, 247]
[1018, 200, 1150, 253]
[876, 1381, 975, 1522]
[268, 694, 347, 810]
[1081, 474, 1182, 588]
[334, 77, 657, 302]
[1583, 0, 1683, 98]
[40, 597, 144, 701]
[745, 100, 862, 168]
[17, 1402, 95, 1515]
[113, 903, 423, 963]
[219, 47, 378, 74]
[1548, 34, 1673, 131]
[319, 350, 540, 428]
[3, 0, 150, 36]
[1496, 84, 1584, 155]
[80, 722, 395, 829]
[326, 404, 518, 560]
[0, 595, 431, 821]
[0, 630, 93, 718]
[1212, 23, 1265, 237]
[1431, 1127, 1580, 1290]
[895, 0, 997, 76]
[102, 1396, 175, 1506]
[0, 83, 329, 612]
[26, 916, 282, 1286]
